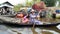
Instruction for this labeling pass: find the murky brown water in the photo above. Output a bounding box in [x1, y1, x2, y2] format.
[32, 27, 60, 34]
[10, 27, 60, 34]
[0, 25, 60, 34]
[39, 18, 60, 24]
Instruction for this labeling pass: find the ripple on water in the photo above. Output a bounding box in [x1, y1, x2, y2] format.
[0, 25, 60, 34]
[0, 25, 8, 31]
[35, 28, 59, 34]
[0, 25, 17, 34]
[11, 28, 33, 34]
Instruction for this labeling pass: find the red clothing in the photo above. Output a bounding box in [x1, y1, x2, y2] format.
[32, 2, 45, 11]
[16, 13, 24, 18]
[32, 4, 40, 11]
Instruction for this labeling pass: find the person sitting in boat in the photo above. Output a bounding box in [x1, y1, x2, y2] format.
[16, 9, 27, 18]
[29, 9, 43, 25]
[16, 12, 24, 18]
[16, 11, 29, 24]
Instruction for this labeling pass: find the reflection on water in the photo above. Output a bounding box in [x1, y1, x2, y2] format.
[0, 25, 60, 34]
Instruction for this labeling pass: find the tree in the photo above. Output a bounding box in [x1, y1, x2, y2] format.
[26, 0, 33, 7]
[33, 0, 40, 3]
[14, 4, 24, 11]
[57, 0, 60, 7]
[41, 0, 56, 7]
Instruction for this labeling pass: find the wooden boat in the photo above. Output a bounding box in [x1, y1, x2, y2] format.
[0, 15, 60, 27]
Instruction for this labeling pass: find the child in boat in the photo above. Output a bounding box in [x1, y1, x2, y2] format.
[16, 12, 24, 18]
[29, 9, 43, 25]
[16, 11, 29, 24]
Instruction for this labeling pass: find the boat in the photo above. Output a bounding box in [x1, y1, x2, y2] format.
[0, 15, 60, 27]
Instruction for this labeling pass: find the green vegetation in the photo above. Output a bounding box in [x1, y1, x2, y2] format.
[41, 0, 56, 7]
[14, 4, 24, 11]
[57, 0, 60, 7]
[14, 0, 41, 11]
[14, 0, 60, 11]
[26, 0, 33, 7]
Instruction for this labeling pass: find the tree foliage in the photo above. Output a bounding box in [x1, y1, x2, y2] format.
[14, 4, 24, 11]
[26, 0, 33, 7]
[41, 0, 56, 7]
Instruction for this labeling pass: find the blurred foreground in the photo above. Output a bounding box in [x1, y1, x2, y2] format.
[0, 24, 60, 34]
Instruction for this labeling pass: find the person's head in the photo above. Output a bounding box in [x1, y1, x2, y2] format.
[30, 9, 35, 13]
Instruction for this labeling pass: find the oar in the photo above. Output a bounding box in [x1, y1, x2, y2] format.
[32, 10, 41, 30]
[33, 22, 35, 28]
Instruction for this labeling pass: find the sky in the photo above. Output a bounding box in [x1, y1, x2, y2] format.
[0, 0, 27, 5]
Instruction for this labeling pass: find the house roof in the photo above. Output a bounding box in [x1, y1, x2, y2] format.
[2, 1, 14, 6]
[0, 1, 14, 8]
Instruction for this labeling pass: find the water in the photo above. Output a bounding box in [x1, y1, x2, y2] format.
[0, 24, 60, 34]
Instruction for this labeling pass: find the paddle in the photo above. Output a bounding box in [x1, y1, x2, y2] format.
[33, 22, 35, 28]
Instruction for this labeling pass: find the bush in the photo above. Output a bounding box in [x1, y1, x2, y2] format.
[41, 0, 56, 7]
